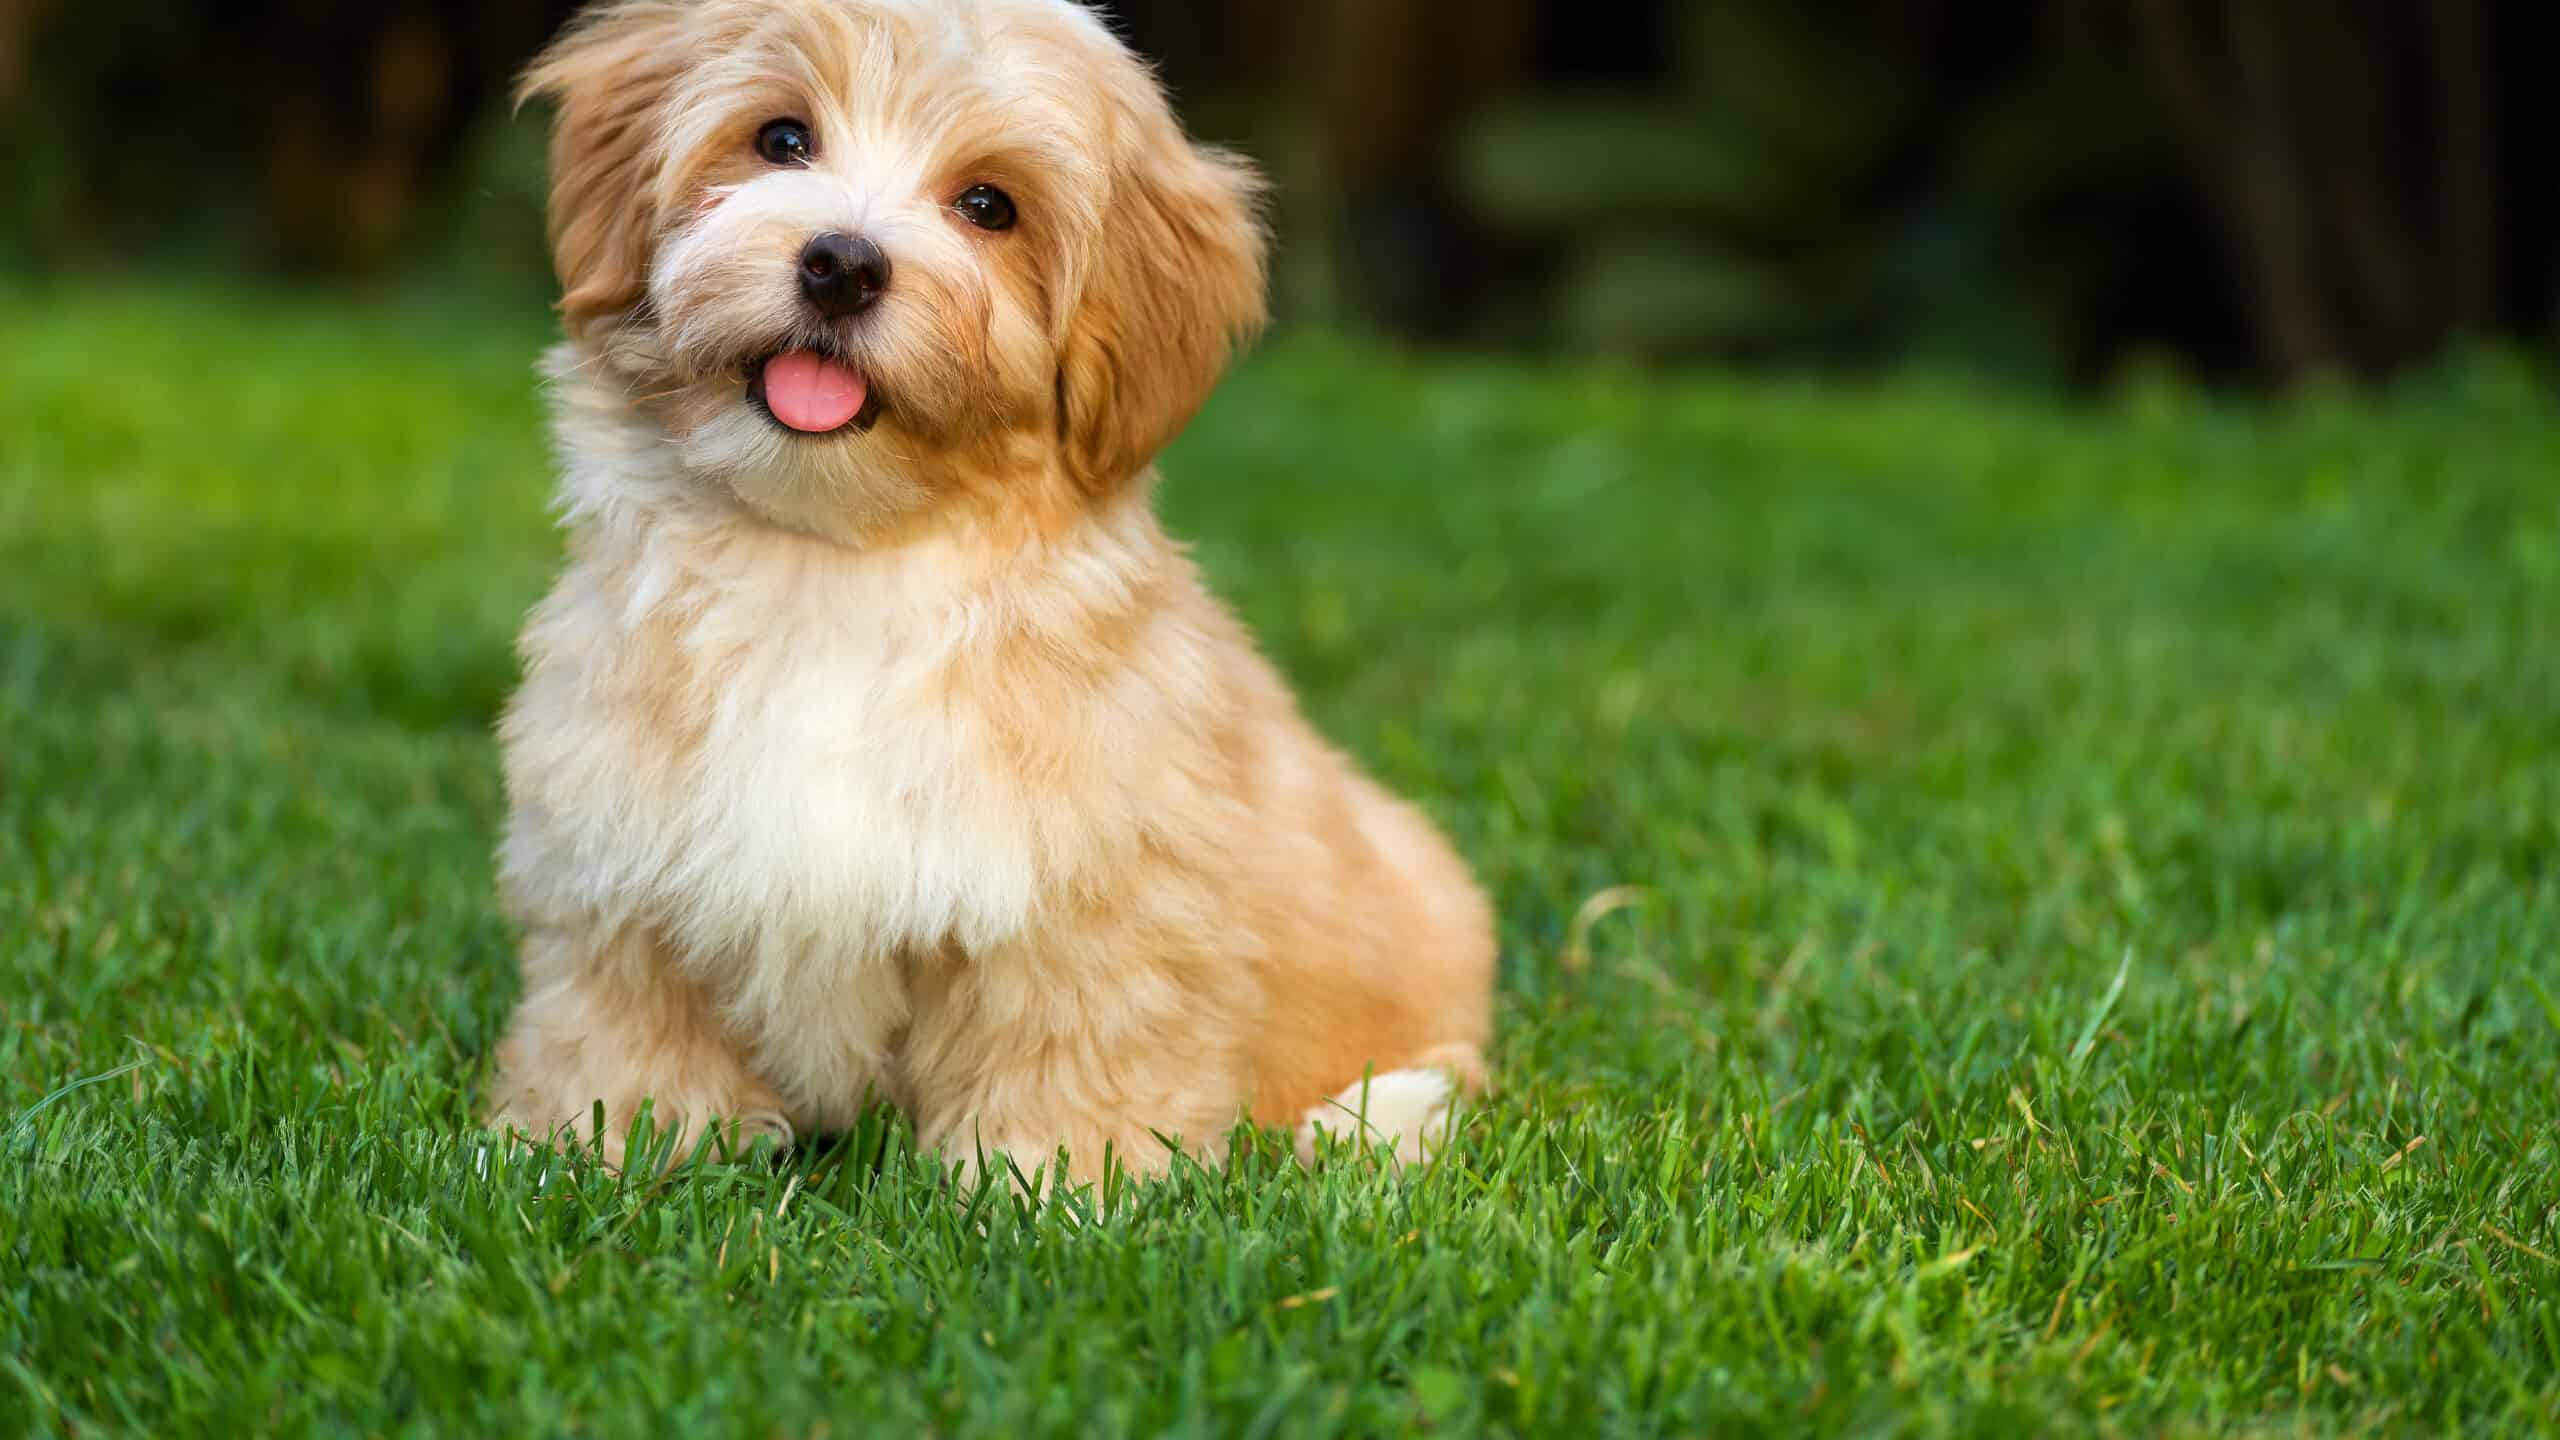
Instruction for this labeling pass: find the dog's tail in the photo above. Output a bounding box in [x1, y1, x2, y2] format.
[1293, 1043, 1487, 1167]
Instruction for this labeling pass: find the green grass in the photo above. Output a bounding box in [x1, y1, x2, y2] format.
[4, 281, 2558, 1437]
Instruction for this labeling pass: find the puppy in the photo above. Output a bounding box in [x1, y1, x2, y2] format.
[487, 0, 1495, 1184]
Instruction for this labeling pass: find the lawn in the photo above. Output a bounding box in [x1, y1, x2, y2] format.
[4, 282, 2557, 1437]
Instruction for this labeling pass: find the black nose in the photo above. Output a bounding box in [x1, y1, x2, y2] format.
[799, 232, 890, 318]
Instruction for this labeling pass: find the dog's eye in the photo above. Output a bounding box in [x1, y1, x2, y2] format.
[755, 120, 815, 167]
[954, 185, 1017, 232]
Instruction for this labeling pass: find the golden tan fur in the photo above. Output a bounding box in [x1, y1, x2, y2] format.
[488, 0, 1494, 1183]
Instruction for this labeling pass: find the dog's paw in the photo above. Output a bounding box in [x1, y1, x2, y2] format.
[695, 1108, 797, 1162]
[1295, 1067, 1461, 1168]
[485, 1100, 795, 1172]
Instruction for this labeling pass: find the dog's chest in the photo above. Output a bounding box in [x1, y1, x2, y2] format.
[585, 563, 1044, 1119]
[509, 507, 1163, 1122]
[653, 572, 1042, 968]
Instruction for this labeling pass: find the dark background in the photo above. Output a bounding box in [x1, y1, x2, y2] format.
[4, 0, 2554, 385]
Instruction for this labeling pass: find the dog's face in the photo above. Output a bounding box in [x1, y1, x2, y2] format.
[527, 0, 1265, 537]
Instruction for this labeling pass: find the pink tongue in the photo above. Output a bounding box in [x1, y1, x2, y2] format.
[761, 351, 868, 432]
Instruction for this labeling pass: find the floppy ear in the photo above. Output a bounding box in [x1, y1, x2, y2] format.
[1056, 128, 1268, 493]
[519, 2, 692, 338]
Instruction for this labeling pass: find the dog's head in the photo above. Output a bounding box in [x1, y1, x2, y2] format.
[525, 0, 1266, 538]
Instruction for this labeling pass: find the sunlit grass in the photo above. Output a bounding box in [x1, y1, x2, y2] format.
[4, 283, 2557, 1435]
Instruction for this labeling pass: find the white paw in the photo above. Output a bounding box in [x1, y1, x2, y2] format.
[717, 1109, 797, 1155]
[1295, 1068, 1459, 1167]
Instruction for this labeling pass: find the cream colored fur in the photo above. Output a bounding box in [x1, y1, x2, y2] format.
[487, 0, 1494, 1185]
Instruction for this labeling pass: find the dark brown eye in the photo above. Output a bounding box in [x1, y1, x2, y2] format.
[755, 120, 814, 167]
[955, 184, 1017, 232]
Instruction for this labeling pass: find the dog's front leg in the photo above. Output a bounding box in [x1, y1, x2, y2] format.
[487, 921, 793, 1168]
[900, 923, 1256, 1193]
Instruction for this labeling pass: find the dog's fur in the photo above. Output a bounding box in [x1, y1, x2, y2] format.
[487, 0, 1494, 1183]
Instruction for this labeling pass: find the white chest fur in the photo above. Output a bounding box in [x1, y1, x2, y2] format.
[502, 505, 1090, 1123]
[662, 546, 1043, 963]
[499, 390, 1203, 1127]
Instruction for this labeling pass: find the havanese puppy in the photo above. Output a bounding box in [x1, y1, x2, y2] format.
[486, 0, 1494, 1185]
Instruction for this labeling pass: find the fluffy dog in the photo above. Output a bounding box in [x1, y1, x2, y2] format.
[487, 0, 1494, 1184]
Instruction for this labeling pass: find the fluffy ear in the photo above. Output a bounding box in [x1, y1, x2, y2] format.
[1056, 129, 1268, 492]
[519, 2, 692, 337]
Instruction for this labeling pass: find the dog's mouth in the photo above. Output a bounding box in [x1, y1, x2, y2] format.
[745, 349, 884, 436]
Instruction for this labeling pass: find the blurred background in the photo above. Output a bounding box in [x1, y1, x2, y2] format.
[2, 0, 2553, 386]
